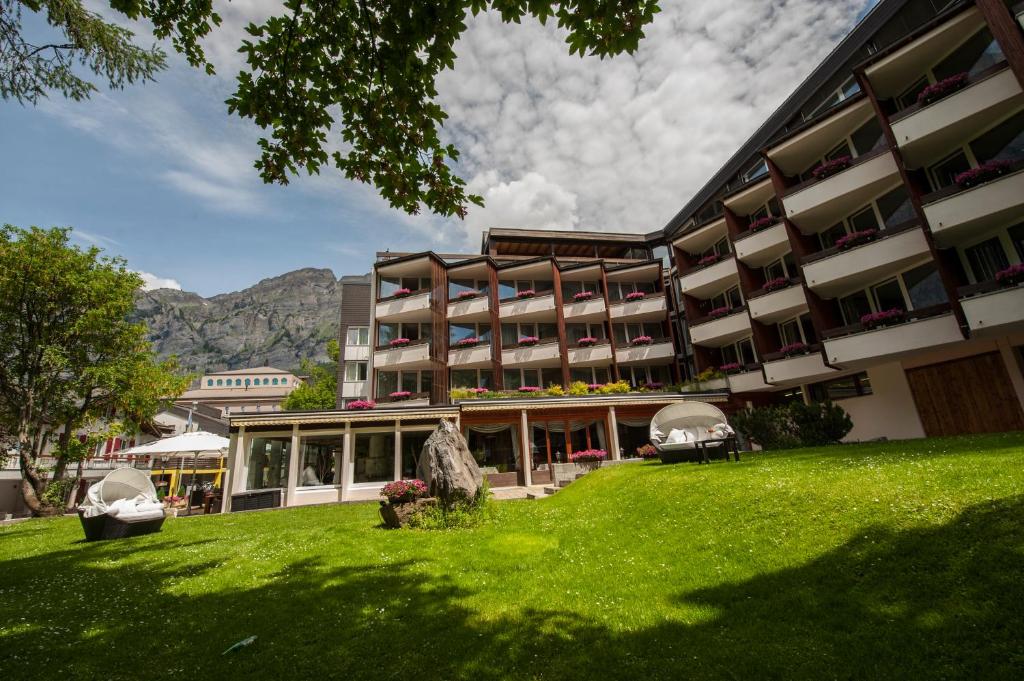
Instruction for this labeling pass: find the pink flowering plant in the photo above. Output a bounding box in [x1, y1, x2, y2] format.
[455, 337, 480, 347]
[748, 216, 775, 232]
[380, 479, 428, 504]
[995, 263, 1024, 287]
[630, 335, 653, 346]
[518, 336, 539, 346]
[625, 291, 647, 301]
[516, 289, 536, 299]
[719, 362, 742, 373]
[955, 159, 1013, 189]
[586, 383, 603, 391]
[347, 400, 376, 410]
[811, 155, 852, 180]
[456, 290, 479, 299]
[393, 288, 412, 298]
[389, 337, 411, 347]
[762, 277, 789, 292]
[835, 228, 878, 251]
[573, 291, 595, 301]
[468, 387, 489, 395]
[636, 443, 658, 459]
[518, 386, 542, 393]
[780, 341, 809, 357]
[697, 253, 721, 268]
[389, 391, 412, 400]
[577, 336, 598, 347]
[708, 306, 731, 319]
[860, 308, 905, 329]
[917, 72, 968, 105]
[570, 449, 607, 463]
[642, 381, 664, 391]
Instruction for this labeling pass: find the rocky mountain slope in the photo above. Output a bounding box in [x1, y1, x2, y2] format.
[134, 268, 343, 374]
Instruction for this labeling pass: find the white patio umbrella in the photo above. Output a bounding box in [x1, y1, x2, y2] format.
[120, 431, 230, 514]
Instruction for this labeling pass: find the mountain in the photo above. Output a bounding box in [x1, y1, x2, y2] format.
[133, 268, 343, 374]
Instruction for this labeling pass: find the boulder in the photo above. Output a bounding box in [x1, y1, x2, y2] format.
[416, 419, 483, 506]
[379, 497, 436, 529]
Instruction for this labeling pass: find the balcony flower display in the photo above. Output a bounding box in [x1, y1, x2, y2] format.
[577, 336, 598, 347]
[518, 386, 542, 393]
[587, 383, 603, 391]
[835, 228, 878, 251]
[570, 449, 607, 464]
[388, 391, 412, 400]
[779, 341, 809, 357]
[573, 291, 595, 301]
[642, 381, 664, 391]
[748, 216, 775, 232]
[697, 253, 721, 268]
[860, 308, 905, 329]
[917, 71, 968, 105]
[393, 287, 413, 298]
[380, 479, 428, 504]
[456, 289, 479, 300]
[455, 337, 480, 348]
[389, 337, 411, 347]
[954, 159, 1013, 189]
[995, 263, 1024, 287]
[762, 277, 789, 292]
[625, 291, 647, 301]
[811, 155, 852, 180]
[468, 387, 489, 395]
[719, 362, 742, 373]
[630, 335, 653, 346]
[636, 443, 658, 459]
[347, 399, 376, 410]
[708, 306, 731, 319]
[518, 336, 539, 346]
[516, 289, 536, 299]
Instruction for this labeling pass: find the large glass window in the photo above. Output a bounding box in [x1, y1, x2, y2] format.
[353, 432, 395, 484]
[929, 150, 971, 191]
[871, 278, 905, 312]
[246, 437, 291, 490]
[808, 372, 873, 402]
[1009, 223, 1024, 261]
[903, 264, 948, 308]
[346, 326, 369, 345]
[377, 371, 399, 395]
[819, 223, 848, 250]
[298, 436, 342, 487]
[400, 431, 431, 479]
[448, 278, 488, 299]
[851, 118, 884, 156]
[344, 362, 368, 382]
[451, 369, 493, 390]
[933, 28, 1003, 81]
[970, 110, 1024, 164]
[466, 426, 519, 473]
[876, 187, 914, 227]
[839, 290, 872, 325]
[848, 206, 879, 232]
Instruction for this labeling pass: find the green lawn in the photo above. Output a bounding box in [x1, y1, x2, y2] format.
[2, 433, 1023, 680]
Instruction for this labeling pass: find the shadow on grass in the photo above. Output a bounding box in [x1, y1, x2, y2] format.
[1, 497, 1021, 680]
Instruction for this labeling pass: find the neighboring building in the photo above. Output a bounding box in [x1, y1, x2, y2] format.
[221, 0, 1024, 512]
[335, 274, 373, 407]
[177, 367, 303, 416]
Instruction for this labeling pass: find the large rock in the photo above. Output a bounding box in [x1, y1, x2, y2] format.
[416, 420, 483, 506]
[379, 497, 436, 529]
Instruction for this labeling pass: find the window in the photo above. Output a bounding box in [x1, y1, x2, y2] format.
[353, 432, 395, 484]
[825, 141, 852, 162]
[569, 366, 611, 384]
[902, 264, 948, 309]
[778, 319, 804, 346]
[895, 76, 928, 110]
[848, 206, 879, 233]
[876, 187, 914, 227]
[763, 259, 787, 282]
[346, 326, 370, 346]
[850, 118, 884, 156]
[297, 436, 341, 487]
[216, 379, 223, 386]
[244, 378, 251, 386]
[566, 323, 605, 343]
[933, 28, 1003, 81]
[708, 286, 742, 311]
[466, 426, 518, 474]
[207, 379, 213, 386]
[871, 278, 905, 312]
[246, 437, 291, 490]
[808, 372, 873, 401]
[503, 368, 541, 390]
[377, 371, 399, 396]
[451, 369, 493, 390]
[344, 361, 368, 382]
[1009, 223, 1024, 261]
[448, 278, 488, 299]
[401, 431, 432, 478]
[839, 290, 872, 325]
[613, 322, 662, 345]
[969, 109, 1024, 164]
[739, 158, 768, 184]
[263, 378, 269, 385]
[928, 150, 971, 191]
[272, 378, 279, 385]
[235, 379, 242, 386]
[449, 322, 491, 344]
[819, 223, 849, 250]
[720, 337, 757, 366]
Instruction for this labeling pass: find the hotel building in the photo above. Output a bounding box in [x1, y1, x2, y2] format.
[223, 0, 1024, 511]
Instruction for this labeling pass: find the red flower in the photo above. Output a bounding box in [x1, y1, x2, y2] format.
[811, 155, 852, 180]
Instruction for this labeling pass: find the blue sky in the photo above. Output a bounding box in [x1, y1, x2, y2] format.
[1, 1, 875, 296]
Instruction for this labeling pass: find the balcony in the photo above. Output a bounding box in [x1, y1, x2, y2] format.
[672, 216, 728, 256]
[782, 149, 900, 232]
[766, 97, 875, 175]
[377, 392, 431, 408]
[447, 294, 491, 323]
[677, 256, 739, 299]
[822, 305, 963, 368]
[727, 366, 772, 393]
[608, 291, 668, 322]
[762, 345, 838, 386]
[563, 296, 608, 322]
[615, 338, 675, 365]
[801, 221, 930, 298]
[498, 293, 557, 322]
[375, 290, 432, 323]
[922, 165, 1024, 246]
[340, 381, 368, 399]
[959, 281, 1024, 337]
[747, 281, 808, 324]
[734, 221, 791, 267]
[501, 338, 562, 368]
[567, 339, 614, 366]
[372, 339, 432, 370]
[890, 65, 1023, 168]
[448, 342, 493, 369]
[688, 307, 751, 347]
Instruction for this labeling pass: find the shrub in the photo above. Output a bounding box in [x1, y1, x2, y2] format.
[695, 367, 725, 382]
[642, 381, 664, 391]
[389, 391, 412, 400]
[381, 479, 428, 504]
[636, 443, 658, 459]
[732, 401, 852, 450]
[598, 380, 631, 394]
[568, 381, 591, 396]
[719, 362, 742, 373]
[518, 386, 542, 393]
[570, 449, 607, 463]
[347, 400, 376, 410]
[408, 479, 492, 529]
[545, 384, 565, 396]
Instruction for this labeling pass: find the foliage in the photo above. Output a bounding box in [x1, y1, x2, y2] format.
[281, 339, 339, 411]
[569, 449, 606, 463]
[381, 479, 428, 505]
[731, 405, 800, 451]
[545, 384, 565, 396]
[732, 401, 853, 450]
[567, 381, 591, 396]
[40, 477, 74, 506]
[0, 225, 190, 515]
[407, 478, 491, 530]
[635, 443, 658, 459]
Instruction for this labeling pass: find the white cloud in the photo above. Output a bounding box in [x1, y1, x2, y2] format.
[70, 228, 121, 249]
[136, 271, 182, 291]
[461, 171, 579, 244]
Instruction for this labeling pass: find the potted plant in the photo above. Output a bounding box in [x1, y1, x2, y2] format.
[393, 287, 413, 298]
[625, 291, 647, 301]
[456, 289, 479, 300]
[573, 291, 595, 301]
[917, 72, 968, 106]
[389, 337, 411, 347]
[719, 362, 742, 374]
[347, 399, 376, 410]
[835, 228, 878, 251]
[780, 341, 809, 357]
[860, 308, 905, 329]
[570, 449, 607, 469]
[389, 391, 412, 401]
[811, 155, 852, 180]
[954, 159, 1013, 189]
[630, 335, 653, 346]
[748, 216, 775, 232]
[468, 387, 489, 395]
[518, 335, 540, 346]
[586, 383, 603, 392]
[456, 336, 480, 348]
[516, 289, 536, 299]
[381, 479, 428, 505]
[577, 336, 598, 347]
[642, 381, 664, 391]
[697, 253, 721, 268]
[995, 263, 1024, 287]
[518, 386, 542, 393]
[378, 479, 432, 528]
[708, 306, 731, 319]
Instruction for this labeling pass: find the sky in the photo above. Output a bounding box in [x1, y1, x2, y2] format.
[1, 0, 878, 297]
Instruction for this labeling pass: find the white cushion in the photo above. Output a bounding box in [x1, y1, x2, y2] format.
[666, 428, 687, 444]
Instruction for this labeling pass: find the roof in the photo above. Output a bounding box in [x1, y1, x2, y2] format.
[205, 366, 294, 376]
[484, 227, 649, 243]
[178, 386, 294, 401]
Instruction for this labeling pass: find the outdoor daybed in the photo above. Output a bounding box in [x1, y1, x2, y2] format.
[649, 401, 739, 464]
[78, 467, 166, 541]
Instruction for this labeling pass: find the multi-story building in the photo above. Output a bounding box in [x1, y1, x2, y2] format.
[177, 367, 303, 416]
[222, 0, 1024, 511]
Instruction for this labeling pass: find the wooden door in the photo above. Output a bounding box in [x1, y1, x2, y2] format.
[906, 352, 1024, 437]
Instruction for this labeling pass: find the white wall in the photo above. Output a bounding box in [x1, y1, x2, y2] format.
[841, 362, 926, 442]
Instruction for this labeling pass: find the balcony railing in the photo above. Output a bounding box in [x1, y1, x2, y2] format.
[376, 287, 430, 303]
[614, 337, 675, 364]
[958, 280, 1024, 335]
[889, 61, 1010, 123]
[688, 304, 748, 327]
[782, 146, 891, 198]
[822, 303, 962, 366]
[820, 303, 951, 340]
[377, 391, 431, 404]
[567, 338, 614, 365]
[920, 158, 1024, 205]
[500, 336, 562, 367]
[801, 218, 920, 266]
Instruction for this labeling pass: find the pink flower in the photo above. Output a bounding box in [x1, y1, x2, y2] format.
[625, 291, 647, 301]
[917, 72, 968, 105]
[393, 288, 412, 298]
[381, 479, 428, 504]
[643, 381, 664, 390]
[518, 336, 539, 346]
[708, 306, 731, 319]
[860, 308, 905, 328]
[389, 391, 412, 400]
[762, 277, 789, 291]
[456, 290, 479, 299]
[577, 336, 598, 347]
[780, 342, 808, 356]
[835, 228, 878, 251]
[389, 338, 411, 347]
[697, 253, 721, 267]
[456, 337, 480, 347]
[586, 383, 603, 391]
[748, 216, 775, 232]
[468, 387, 489, 394]
[347, 400, 376, 410]
[995, 263, 1024, 286]
[573, 291, 595, 301]
[630, 335, 653, 346]
[811, 155, 852, 180]
[955, 159, 1013, 189]
[518, 386, 542, 392]
[570, 449, 607, 463]
[516, 289, 536, 299]
[636, 444, 658, 459]
[720, 362, 742, 372]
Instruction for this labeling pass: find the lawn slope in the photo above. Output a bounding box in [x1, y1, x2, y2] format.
[2, 433, 1023, 680]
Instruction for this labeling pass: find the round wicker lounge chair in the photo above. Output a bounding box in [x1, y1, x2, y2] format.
[78, 468, 166, 541]
[649, 401, 739, 464]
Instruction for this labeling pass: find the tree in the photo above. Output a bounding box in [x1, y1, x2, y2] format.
[0, 225, 191, 516]
[282, 339, 339, 411]
[2, 1, 660, 217]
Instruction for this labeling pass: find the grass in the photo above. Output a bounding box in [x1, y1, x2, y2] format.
[2, 433, 1023, 680]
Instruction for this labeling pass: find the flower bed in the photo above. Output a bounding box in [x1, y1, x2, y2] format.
[835, 228, 878, 251]
[917, 72, 968, 106]
[518, 336, 539, 346]
[455, 337, 480, 348]
[635, 443, 658, 459]
[516, 289, 536, 299]
[569, 449, 607, 463]
[860, 308, 905, 329]
[625, 291, 647, 301]
[381, 479, 428, 504]
[719, 362, 742, 373]
[455, 290, 479, 300]
[748, 216, 775, 232]
[762, 277, 789, 292]
[389, 337, 411, 347]
[708, 306, 731, 319]
[779, 342, 809, 357]
[955, 159, 1013, 189]
[518, 386, 542, 393]
[577, 336, 598, 347]
[630, 335, 653, 346]
[347, 400, 376, 410]
[388, 391, 412, 401]
[393, 288, 412, 298]
[996, 263, 1024, 287]
[697, 253, 721, 268]
[573, 291, 595, 301]
[811, 155, 852, 180]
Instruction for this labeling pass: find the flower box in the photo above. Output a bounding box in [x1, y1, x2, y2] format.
[625, 291, 647, 301]
[917, 72, 968, 106]
[779, 342, 809, 357]
[636, 444, 658, 459]
[456, 290, 479, 300]
[860, 308, 905, 329]
[696, 253, 721, 268]
[995, 263, 1024, 287]
[719, 362, 742, 373]
[468, 387, 489, 395]
[811, 155, 852, 180]
[748, 216, 776, 232]
[835, 228, 878, 251]
[381, 479, 428, 504]
[630, 335, 653, 346]
[762, 277, 789, 292]
[570, 449, 607, 463]
[347, 400, 376, 410]
[388, 391, 412, 401]
[518, 336, 539, 346]
[516, 289, 536, 299]
[518, 386, 542, 393]
[955, 159, 1013, 189]
[389, 338, 411, 347]
[393, 288, 413, 298]
[708, 306, 731, 319]
[642, 381, 664, 391]
[577, 336, 598, 347]
[455, 337, 480, 348]
[586, 383, 603, 391]
[573, 291, 595, 301]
